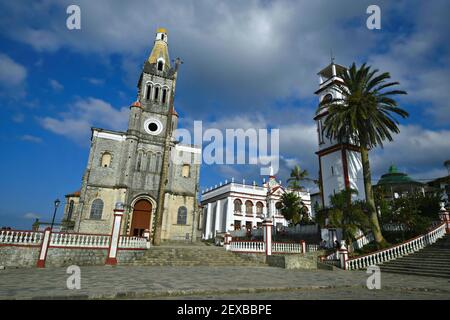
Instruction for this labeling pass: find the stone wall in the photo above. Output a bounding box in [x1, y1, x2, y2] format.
[0, 246, 39, 268]
[266, 251, 326, 270]
[0, 245, 144, 268]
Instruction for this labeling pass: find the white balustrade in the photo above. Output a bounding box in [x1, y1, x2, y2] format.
[0, 230, 43, 246]
[118, 236, 148, 249]
[49, 232, 110, 248]
[346, 222, 447, 270]
[352, 232, 374, 250]
[272, 242, 303, 254]
[306, 244, 320, 252]
[230, 241, 265, 253]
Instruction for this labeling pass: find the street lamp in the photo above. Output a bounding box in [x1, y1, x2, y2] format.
[50, 198, 61, 231]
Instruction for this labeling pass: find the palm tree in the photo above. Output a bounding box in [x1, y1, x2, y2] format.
[318, 63, 408, 247]
[287, 165, 310, 191]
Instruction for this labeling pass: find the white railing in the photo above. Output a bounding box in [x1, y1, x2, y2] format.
[49, 232, 110, 248]
[230, 241, 265, 253]
[352, 232, 374, 250]
[307, 244, 320, 252]
[346, 222, 447, 270]
[0, 230, 43, 246]
[272, 242, 302, 254]
[118, 236, 148, 249]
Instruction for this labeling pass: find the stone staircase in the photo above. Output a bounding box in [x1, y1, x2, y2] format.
[380, 234, 450, 278]
[126, 242, 266, 267]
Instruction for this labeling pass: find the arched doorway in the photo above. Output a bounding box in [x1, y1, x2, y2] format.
[130, 199, 152, 237]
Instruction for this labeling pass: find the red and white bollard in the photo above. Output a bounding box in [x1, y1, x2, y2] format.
[263, 219, 273, 256]
[105, 202, 124, 265]
[439, 202, 450, 233]
[224, 232, 232, 251]
[339, 241, 349, 270]
[143, 229, 151, 249]
[36, 227, 52, 268]
[301, 240, 306, 254]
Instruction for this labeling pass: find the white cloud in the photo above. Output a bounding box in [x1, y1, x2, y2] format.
[39, 97, 129, 144]
[23, 212, 40, 219]
[0, 53, 27, 92]
[20, 135, 43, 143]
[49, 79, 63, 91]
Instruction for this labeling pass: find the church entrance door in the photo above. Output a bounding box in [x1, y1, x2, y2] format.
[130, 199, 152, 237]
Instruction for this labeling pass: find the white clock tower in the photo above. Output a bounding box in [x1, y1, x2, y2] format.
[314, 62, 366, 207]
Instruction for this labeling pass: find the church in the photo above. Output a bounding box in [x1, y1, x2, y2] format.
[61, 28, 202, 243]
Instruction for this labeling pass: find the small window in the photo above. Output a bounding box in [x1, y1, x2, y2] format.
[182, 164, 190, 178]
[275, 202, 282, 215]
[234, 199, 242, 213]
[322, 93, 333, 104]
[161, 34, 165, 41]
[177, 206, 187, 225]
[234, 220, 241, 230]
[318, 119, 325, 145]
[154, 87, 160, 101]
[162, 89, 167, 104]
[67, 200, 74, 221]
[101, 153, 111, 168]
[157, 61, 164, 71]
[145, 84, 152, 100]
[90, 199, 104, 220]
[256, 202, 264, 214]
[245, 200, 253, 214]
[331, 166, 334, 176]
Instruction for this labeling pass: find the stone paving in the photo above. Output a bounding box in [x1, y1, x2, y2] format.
[0, 265, 449, 299]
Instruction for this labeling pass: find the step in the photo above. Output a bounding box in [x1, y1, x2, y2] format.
[379, 268, 450, 279]
[379, 265, 450, 275]
[385, 260, 450, 267]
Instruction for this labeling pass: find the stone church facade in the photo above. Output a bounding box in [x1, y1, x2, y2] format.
[61, 28, 202, 242]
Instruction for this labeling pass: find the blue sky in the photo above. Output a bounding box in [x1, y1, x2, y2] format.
[0, 0, 449, 229]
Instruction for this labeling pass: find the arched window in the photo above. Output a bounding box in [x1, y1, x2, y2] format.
[145, 84, 152, 100]
[275, 202, 283, 215]
[245, 200, 253, 214]
[67, 200, 74, 221]
[157, 61, 164, 71]
[101, 153, 112, 168]
[321, 93, 333, 104]
[256, 202, 264, 215]
[182, 164, 190, 178]
[234, 199, 242, 213]
[90, 199, 104, 220]
[154, 86, 160, 101]
[177, 206, 187, 225]
[162, 88, 167, 104]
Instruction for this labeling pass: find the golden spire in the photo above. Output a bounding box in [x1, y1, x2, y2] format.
[147, 28, 170, 69]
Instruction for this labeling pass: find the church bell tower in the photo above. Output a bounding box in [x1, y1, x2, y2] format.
[314, 62, 366, 207]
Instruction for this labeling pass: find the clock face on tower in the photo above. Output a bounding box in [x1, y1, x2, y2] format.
[144, 118, 163, 135]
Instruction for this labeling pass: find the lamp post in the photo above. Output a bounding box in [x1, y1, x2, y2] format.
[50, 198, 61, 231]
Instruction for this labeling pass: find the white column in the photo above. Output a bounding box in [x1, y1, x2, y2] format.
[263, 219, 273, 256]
[214, 200, 221, 236]
[204, 202, 212, 239]
[225, 197, 233, 232]
[36, 227, 52, 268]
[106, 203, 124, 265]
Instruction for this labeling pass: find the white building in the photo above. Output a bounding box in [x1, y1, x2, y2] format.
[314, 62, 366, 207]
[200, 175, 311, 240]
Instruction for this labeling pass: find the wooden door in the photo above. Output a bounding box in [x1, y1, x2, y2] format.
[130, 199, 152, 237]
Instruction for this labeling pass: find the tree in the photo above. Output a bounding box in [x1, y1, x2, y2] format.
[279, 192, 302, 225]
[324, 189, 372, 246]
[318, 63, 408, 248]
[287, 165, 311, 191]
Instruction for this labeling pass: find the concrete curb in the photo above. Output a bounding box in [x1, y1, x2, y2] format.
[5, 283, 450, 300]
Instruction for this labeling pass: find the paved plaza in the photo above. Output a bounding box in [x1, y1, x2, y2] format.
[0, 265, 449, 300]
